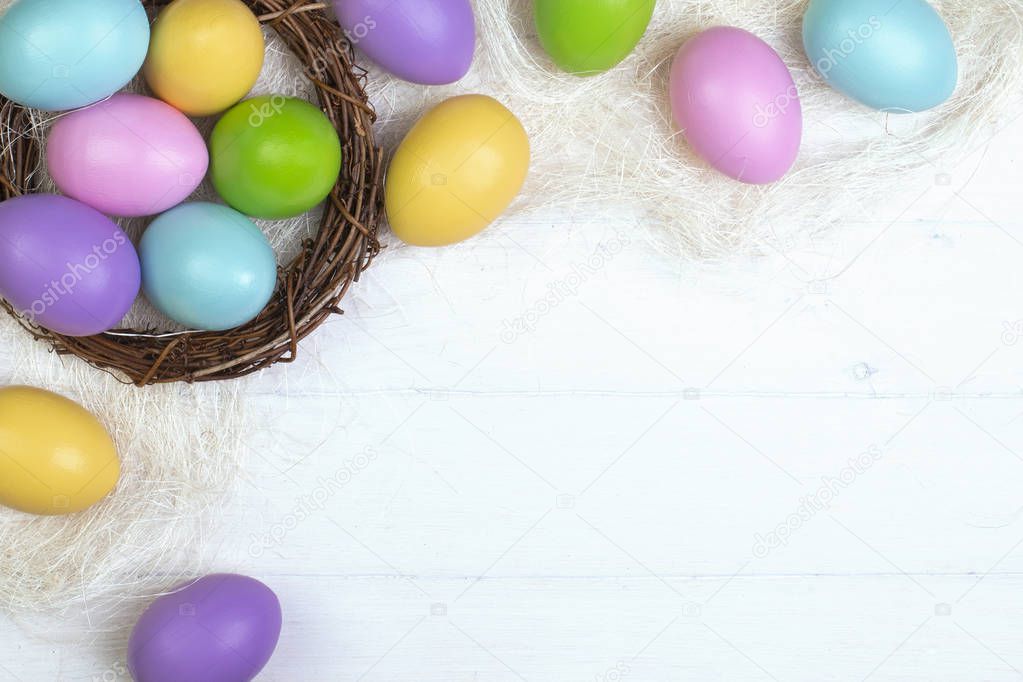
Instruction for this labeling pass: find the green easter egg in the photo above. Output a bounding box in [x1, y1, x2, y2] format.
[211, 95, 342, 219]
[534, 0, 655, 75]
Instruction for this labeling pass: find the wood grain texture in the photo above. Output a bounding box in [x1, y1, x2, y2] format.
[1, 117, 1021, 681]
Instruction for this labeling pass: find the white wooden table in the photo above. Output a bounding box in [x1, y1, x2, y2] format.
[3, 112, 1022, 681]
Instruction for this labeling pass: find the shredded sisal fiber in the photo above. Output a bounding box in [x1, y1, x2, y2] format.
[0, 0, 1020, 640]
[370, 0, 1023, 258]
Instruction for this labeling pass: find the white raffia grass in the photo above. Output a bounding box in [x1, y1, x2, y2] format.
[0, 0, 1019, 629]
[370, 0, 1023, 258]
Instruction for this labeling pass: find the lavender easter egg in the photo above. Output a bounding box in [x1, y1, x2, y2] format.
[334, 0, 475, 84]
[128, 574, 282, 682]
[0, 195, 140, 336]
[669, 27, 802, 184]
[47, 94, 208, 217]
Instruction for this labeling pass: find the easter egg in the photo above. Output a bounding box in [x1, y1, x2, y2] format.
[386, 95, 530, 247]
[669, 27, 802, 184]
[0, 0, 149, 111]
[0, 195, 141, 336]
[144, 0, 265, 116]
[0, 386, 119, 515]
[128, 574, 282, 682]
[803, 0, 958, 112]
[47, 95, 208, 218]
[140, 202, 277, 331]
[335, 0, 475, 85]
[534, 0, 655, 75]
[210, 96, 342, 219]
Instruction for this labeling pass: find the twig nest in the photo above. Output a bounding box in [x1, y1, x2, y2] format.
[0, 0, 383, 385]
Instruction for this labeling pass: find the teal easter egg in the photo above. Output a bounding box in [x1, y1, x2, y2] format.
[140, 203, 277, 332]
[803, 0, 957, 113]
[0, 0, 150, 111]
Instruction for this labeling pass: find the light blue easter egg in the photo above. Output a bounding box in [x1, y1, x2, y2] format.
[140, 203, 278, 332]
[0, 0, 150, 111]
[803, 0, 957, 113]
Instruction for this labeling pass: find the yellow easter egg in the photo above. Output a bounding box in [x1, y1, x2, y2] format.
[144, 0, 265, 117]
[0, 386, 120, 515]
[385, 95, 530, 247]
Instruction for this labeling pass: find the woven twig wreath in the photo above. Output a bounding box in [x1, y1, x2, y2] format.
[0, 0, 383, 386]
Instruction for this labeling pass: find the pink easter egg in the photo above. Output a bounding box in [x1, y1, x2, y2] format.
[669, 27, 802, 184]
[47, 94, 208, 217]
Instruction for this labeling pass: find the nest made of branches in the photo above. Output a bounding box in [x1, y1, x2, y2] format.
[0, 0, 383, 386]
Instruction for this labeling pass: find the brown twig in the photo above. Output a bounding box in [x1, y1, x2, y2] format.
[0, 0, 383, 386]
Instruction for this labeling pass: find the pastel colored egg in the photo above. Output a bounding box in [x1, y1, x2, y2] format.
[0, 195, 141, 336]
[210, 96, 342, 220]
[534, 0, 655, 75]
[128, 574, 282, 682]
[335, 0, 475, 85]
[144, 0, 265, 117]
[669, 27, 802, 184]
[386, 95, 530, 247]
[0, 0, 150, 111]
[803, 0, 958, 112]
[0, 386, 120, 515]
[47, 94, 208, 218]
[140, 202, 277, 331]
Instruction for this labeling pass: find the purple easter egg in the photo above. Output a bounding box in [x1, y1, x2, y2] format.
[0, 195, 140, 336]
[128, 574, 283, 682]
[335, 0, 475, 85]
[669, 27, 802, 184]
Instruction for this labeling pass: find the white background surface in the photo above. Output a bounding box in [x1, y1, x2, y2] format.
[4, 105, 1023, 682]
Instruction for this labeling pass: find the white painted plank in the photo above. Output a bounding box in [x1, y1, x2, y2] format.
[6, 575, 1023, 682]
[1, 70, 1022, 682]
